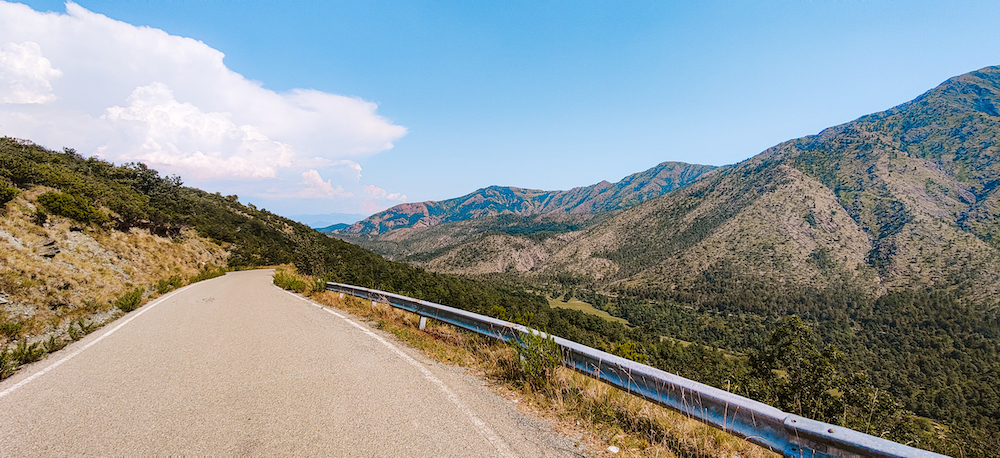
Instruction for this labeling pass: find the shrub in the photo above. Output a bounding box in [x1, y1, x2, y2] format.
[114, 288, 144, 313]
[512, 329, 562, 390]
[0, 346, 15, 379]
[44, 335, 66, 353]
[189, 265, 227, 283]
[37, 191, 107, 224]
[67, 318, 98, 341]
[273, 268, 308, 293]
[32, 209, 47, 226]
[0, 182, 17, 206]
[0, 318, 22, 340]
[155, 274, 184, 293]
[9, 339, 45, 365]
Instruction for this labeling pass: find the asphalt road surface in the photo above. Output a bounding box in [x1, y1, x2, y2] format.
[0, 269, 584, 456]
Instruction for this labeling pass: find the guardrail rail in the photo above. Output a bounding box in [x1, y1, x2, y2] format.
[325, 281, 946, 458]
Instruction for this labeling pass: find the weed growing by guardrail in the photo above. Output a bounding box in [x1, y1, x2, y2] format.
[114, 288, 144, 313]
[512, 330, 561, 390]
[273, 269, 308, 292]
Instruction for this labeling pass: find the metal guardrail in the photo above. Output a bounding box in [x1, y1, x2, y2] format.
[325, 281, 946, 458]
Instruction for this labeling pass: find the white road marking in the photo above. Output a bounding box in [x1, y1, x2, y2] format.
[281, 288, 517, 458]
[0, 282, 199, 400]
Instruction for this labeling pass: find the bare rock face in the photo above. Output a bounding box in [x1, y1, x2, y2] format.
[37, 238, 59, 258]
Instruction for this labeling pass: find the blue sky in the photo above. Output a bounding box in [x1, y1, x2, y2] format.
[3, 1, 1000, 220]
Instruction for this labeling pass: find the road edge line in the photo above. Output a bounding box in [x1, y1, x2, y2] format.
[279, 287, 517, 458]
[0, 282, 198, 400]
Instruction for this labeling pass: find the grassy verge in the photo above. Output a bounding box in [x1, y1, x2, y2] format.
[274, 268, 776, 457]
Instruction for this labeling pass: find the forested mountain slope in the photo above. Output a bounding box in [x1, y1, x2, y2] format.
[550, 65, 1000, 302]
[338, 161, 716, 235]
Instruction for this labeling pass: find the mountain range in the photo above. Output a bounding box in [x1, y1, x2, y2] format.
[337, 161, 717, 235]
[338, 66, 1000, 306]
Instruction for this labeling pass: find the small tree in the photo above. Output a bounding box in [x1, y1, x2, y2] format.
[749, 316, 844, 422]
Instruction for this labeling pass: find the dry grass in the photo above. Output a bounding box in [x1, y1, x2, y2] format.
[282, 270, 777, 458]
[0, 188, 227, 350]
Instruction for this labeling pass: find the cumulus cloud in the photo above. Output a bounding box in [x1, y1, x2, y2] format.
[0, 1, 407, 213]
[0, 41, 62, 104]
[364, 184, 407, 201]
[300, 169, 351, 199]
[101, 82, 294, 180]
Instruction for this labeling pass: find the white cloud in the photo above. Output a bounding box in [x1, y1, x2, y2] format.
[0, 1, 408, 212]
[0, 41, 62, 104]
[331, 159, 363, 180]
[102, 82, 293, 180]
[300, 169, 351, 199]
[364, 184, 407, 201]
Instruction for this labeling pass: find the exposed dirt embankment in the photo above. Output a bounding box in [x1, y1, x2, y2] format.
[1, 187, 226, 348]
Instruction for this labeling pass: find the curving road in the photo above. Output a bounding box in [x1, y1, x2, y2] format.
[0, 269, 583, 456]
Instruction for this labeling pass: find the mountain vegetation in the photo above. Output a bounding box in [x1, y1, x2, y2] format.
[339, 66, 1000, 454]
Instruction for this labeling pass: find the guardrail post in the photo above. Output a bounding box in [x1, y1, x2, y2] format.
[419, 316, 427, 330]
[339, 293, 344, 299]
[371, 300, 377, 309]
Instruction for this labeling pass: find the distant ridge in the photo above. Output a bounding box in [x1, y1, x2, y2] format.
[286, 212, 366, 229]
[337, 161, 717, 235]
[317, 223, 350, 233]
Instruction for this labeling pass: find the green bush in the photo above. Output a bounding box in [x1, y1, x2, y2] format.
[0, 340, 49, 380]
[513, 329, 562, 390]
[272, 269, 309, 293]
[44, 335, 66, 353]
[114, 288, 144, 313]
[0, 182, 17, 206]
[66, 318, 96, 341]
[0, 346, 15, 379]
[9, 339, 45, 365]
[0, 318, 22, 340]
[155, 274, 184, 293]
[189, 265, 227, 283]
[37, 191, 107, 224]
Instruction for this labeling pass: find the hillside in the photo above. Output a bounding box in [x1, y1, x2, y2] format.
[553, 66, 1000, 299]
[337, 161, 717, 235]
[336, 66, 1000, 443]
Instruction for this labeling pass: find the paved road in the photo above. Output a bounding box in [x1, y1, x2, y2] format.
[0, 269, 583, 456]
